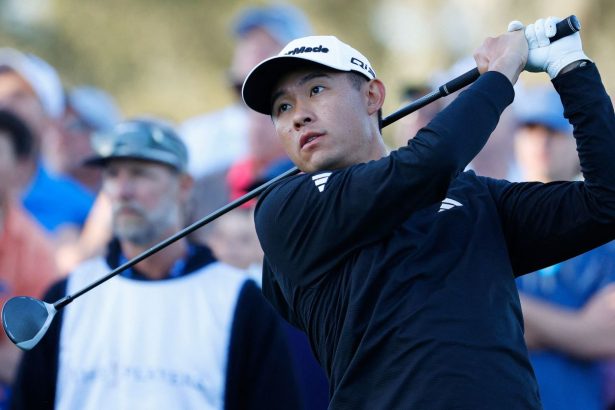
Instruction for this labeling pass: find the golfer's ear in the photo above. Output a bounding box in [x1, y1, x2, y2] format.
[366, 79, 386, 116]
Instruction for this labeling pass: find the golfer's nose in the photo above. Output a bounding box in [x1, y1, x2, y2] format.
[293, 101, 314, 129]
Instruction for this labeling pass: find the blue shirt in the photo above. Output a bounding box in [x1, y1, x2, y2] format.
[517, 242, 615, 410]
[21, 163, 95, 232]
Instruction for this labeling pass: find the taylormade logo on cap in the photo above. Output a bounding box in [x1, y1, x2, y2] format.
[278, 36, 376, 80]
[285, 45, 330, 55]
[241, 35, 377, 115]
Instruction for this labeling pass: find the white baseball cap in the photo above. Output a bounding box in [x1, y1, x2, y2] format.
[242, 35, 376, 115]
[0, 48, 65, 119]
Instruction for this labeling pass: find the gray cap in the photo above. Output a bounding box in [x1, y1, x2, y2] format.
[85, 117, 188, 172]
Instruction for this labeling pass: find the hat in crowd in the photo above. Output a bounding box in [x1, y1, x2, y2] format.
[85, 117, 188, 172]
[0, 109, 34, 159]
[242, 35, 376, 115]
[0, 48, 65, 119]
[233, 4, 312, 46]
[68, 86, 121, 132]
[513, 86, 573, 134]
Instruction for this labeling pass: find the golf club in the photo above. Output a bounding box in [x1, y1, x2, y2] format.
[2, 15, 581, 351]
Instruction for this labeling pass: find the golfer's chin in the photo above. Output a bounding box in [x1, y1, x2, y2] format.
[298, 150, 349, 173]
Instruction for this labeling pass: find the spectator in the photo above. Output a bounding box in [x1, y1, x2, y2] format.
[52, 85, 121, 193]
[53, 191, 112, 275]
[225, 106, 293, 204]
[10, 117, 303, 410]
[392, 83, 443, 149]
[0, 109, 58, 409]
[51, 86, 121, 273]
[181, 4, 312, 231]
[0, 48, 95, 235]
[513, 86, 615, 410]
[511, 86, 579, 182]
[206, 207, 263, 284]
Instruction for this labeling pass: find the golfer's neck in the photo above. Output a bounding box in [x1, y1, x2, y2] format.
[121, 238, 189, 280]
[360, 134, 389, 164]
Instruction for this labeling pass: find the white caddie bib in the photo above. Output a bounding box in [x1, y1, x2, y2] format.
[55, 257, 247, 410]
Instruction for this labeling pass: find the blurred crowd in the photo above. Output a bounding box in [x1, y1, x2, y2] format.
[0, 3, 614, 410]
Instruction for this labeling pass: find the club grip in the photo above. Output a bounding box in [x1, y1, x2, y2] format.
[438, 68, 480, 96]
[550, 15, 581, 43]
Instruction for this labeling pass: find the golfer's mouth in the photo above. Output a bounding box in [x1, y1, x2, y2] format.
[300, 131, 324, 149]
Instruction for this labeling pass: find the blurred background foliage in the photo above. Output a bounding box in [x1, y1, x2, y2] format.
[1, 0, 613, 125]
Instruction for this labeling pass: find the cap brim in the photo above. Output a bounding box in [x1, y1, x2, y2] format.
[83, 152, 183, 171]
[242, 56, 347, 115]
[517, 115, 572, 133]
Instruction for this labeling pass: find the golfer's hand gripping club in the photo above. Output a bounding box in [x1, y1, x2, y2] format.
[435, 15, 582, 107]
[508, 15, 589, 78]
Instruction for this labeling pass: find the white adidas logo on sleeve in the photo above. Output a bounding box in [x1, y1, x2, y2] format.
[438, 197, 463, 212]
[312, 172, 332, 192]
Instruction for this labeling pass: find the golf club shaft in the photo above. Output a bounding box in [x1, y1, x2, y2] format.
[53, 14, 581, 310]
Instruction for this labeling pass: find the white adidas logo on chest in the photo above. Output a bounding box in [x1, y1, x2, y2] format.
[312, 172, 332, 192]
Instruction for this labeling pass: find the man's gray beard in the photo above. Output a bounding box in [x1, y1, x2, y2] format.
[112, 199, 182, 247]
[113, 210, 169, 246]
[114, 217, 168, 246]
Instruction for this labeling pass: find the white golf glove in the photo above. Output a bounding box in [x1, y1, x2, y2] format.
[507, 17, 590, 79]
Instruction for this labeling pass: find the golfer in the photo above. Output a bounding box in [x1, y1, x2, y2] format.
[241, 17, 615, 409]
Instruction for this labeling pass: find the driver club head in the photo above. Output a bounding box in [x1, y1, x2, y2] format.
[2, 296, 57, 351]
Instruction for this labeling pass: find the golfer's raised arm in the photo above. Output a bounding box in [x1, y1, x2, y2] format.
[487, 61, 615, 275]
[485, 18, 615, 275]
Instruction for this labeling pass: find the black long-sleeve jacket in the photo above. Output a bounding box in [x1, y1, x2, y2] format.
[255, 64, 615, 410]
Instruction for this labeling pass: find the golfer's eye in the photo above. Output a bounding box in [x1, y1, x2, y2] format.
[276, 103, 291, 114]
[310, 86, 324, 96]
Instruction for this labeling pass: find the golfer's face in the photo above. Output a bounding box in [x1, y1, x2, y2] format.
[270, 69, 375, 173]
